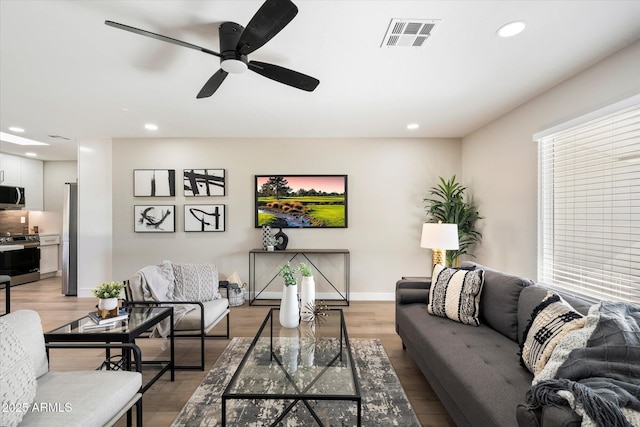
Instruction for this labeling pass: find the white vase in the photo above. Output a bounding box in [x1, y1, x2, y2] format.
[279, 327, 300, 373]
[98, 297, 118, 311]
[300, 276, 316, 322]
[279, 284, 299, 328]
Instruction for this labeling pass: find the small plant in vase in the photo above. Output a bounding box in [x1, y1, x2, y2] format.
[277, 262, 299, 328]
[92, 281, 125, 318]
[298, 263, 316, 321]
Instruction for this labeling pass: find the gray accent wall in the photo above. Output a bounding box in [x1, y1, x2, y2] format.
[111, 137, 461, 299]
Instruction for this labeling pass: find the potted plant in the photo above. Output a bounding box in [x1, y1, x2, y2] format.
[298, 263, 315, 321]
[423, 175, 482, 266]
[277, 262, 299, 328]
[92, 281, 125, 313]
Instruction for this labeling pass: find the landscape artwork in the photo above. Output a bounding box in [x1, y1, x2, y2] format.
[184, 169, 225, 196]
[255, 175, 348, 228]
[185, 204, 225, 232]
[134, 205, 175, 232]
[134, 169, 176, 196]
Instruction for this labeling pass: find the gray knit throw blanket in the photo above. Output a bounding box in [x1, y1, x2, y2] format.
[526, 302, 640, 427]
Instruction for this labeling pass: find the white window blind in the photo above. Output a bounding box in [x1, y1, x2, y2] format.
[537, 102, 640, 304]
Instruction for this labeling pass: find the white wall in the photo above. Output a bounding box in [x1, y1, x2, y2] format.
[111, 137, 461, 299]
[462, 40, 640, 279]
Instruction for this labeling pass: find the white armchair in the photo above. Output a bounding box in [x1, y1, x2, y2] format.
[0, 310, 142, 427]
[126, 261, 230, 370]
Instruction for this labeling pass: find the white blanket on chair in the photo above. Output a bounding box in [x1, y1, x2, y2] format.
[138, 261, 195, 341]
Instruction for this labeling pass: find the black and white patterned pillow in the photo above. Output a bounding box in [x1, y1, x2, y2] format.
[520, 292, 586, 375]
[428, 264, 485, 326]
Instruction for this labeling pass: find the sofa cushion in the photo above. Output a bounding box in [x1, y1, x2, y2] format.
[0, 319, 37, 427]
[462, 261, 534, 342]
[520, 292, 586, 375]
[0, 310, 49, 379]
[397, 302, 534, 426]
[172, 262, 220, 301]
[428, 264, 484, 326]
[20, 370, 141, 426]
[176, 298, 229, 333]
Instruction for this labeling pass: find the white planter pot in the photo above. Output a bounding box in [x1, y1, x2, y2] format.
[279, 284, 299, 328]
[279, 327, 300, 373]
[98, 297, 118, 311]
[300, 276, 316, 322]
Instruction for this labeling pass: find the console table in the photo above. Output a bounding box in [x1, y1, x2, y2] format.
[249, 249, 350, 306]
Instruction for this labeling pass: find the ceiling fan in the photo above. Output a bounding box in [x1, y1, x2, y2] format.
[105, 0, 319, 98]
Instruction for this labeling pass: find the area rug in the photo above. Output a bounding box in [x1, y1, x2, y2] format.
[171, 337, 420, 426]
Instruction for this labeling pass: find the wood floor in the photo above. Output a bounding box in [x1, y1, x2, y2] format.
[1, 277, 455, 427]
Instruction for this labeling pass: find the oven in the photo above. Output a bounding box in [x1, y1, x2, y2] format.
[0, 235, 40, 286]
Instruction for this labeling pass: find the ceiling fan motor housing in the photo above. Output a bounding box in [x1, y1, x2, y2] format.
[219, 22, 248, 73]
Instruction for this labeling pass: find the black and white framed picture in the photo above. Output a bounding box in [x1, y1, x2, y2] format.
[184, 204, 225, 232]
[183, 169, 225, 196]
[134, 169, 176, 196]
[134, 205, 175, 232]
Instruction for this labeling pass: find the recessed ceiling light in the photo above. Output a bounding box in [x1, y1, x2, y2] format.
[0, 132, 49, 146]
[25, 152, 37, 157]
[8, 127, 25, 133]
[407, 123, 420, 130]
[144, 123, 158, 131]
[497, 21, 526, 38]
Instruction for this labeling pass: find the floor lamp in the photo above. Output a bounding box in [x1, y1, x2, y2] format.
[420, 222, 459, 270]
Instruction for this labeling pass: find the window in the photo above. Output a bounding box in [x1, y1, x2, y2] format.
[536, 97, 640, 304]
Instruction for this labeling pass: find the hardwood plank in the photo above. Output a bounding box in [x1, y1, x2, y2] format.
[2, 278, 454, 426]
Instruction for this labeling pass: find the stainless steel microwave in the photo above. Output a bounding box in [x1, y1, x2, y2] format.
[0, 185, 25, 209]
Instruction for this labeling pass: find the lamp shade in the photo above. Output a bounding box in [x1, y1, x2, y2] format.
[420, 223, 459, 250]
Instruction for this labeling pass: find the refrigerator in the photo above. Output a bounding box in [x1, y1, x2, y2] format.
[61, 182, 77, 296]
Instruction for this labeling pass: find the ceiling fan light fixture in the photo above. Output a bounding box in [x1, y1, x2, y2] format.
[221, 59, 248, 74]
[497, 21, 526, 38]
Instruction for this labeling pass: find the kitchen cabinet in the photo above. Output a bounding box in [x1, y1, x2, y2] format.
[21, 157, 43, 211]
[39, 234, 60, 279]
[0, 153, 22, 186]
[0, 153, 43, 211]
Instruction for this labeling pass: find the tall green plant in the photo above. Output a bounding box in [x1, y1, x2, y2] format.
[423, 176, 482, 266]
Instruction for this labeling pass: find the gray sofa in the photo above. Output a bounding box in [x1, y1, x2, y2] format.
[395, 261, 594, 427]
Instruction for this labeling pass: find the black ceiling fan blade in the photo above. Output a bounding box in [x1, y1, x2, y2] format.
[248, 61, 319, 92]
[105, 20, 220, 57]
[197, 69, 229, 98]
[236, 0, 298, 55]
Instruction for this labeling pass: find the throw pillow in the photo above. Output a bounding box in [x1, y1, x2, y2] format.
[172, 262, 220, 301]
[428, 264, 485, 326]
[520, 291, 586, 375]
[0, 320, 37, 427]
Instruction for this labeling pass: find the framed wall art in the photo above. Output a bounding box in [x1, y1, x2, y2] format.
[134, 205, 175, 232]
[255, 175, 348, 228]
[184, 169, 225, 196]
[134, 169, 176, 196]
[184, 204, 225, 232]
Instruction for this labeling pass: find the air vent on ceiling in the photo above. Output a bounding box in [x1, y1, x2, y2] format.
[381, 18, 439, 48]
[48, 134, 71, 141]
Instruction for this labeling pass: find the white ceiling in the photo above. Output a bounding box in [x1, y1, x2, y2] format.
[1, 0, 639, 161]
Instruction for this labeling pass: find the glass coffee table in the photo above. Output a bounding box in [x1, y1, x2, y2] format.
[222, 308, 361, 426]
[44, 306, 174, 393]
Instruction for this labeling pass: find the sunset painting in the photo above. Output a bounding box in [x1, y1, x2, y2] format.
[255, 175, 348, 228]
